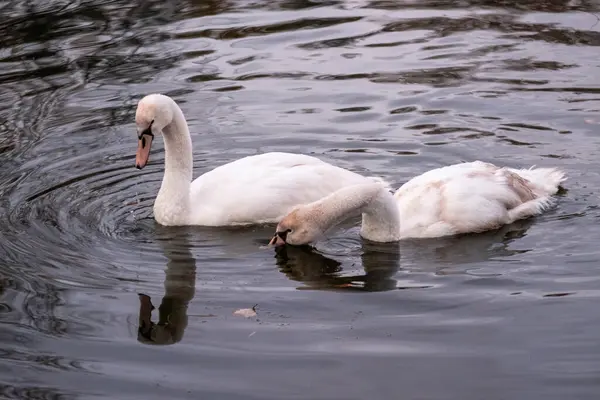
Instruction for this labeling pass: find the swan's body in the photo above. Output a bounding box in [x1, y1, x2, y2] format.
[184, 152, 389, 226]
[270, 161, 566, 245]
[134, 94, 388, 226]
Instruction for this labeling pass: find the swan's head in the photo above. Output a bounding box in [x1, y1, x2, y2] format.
[135, 94, 175, 169]
[269, 207, 324, 247]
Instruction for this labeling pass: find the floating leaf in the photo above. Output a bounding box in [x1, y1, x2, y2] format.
[233, 304, 258, 318]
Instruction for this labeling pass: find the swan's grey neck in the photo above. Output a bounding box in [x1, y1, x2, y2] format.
[359, 190, 400, 242]
[308, 183, 400, 242]
[154, 100, 193, 225]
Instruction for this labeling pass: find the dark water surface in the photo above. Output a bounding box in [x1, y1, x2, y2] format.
[2, 0, 600, 398]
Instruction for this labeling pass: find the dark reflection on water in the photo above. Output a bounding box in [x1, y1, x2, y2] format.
[137, 227, 197, 346]
[2, 0, 600, 398]
[274, 241, 401, 291]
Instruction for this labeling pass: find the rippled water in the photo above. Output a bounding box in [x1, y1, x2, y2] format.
[2, 0, 600, 398]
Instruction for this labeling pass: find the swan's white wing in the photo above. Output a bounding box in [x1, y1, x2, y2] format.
[395, 161, 564, 239]
[189, 152, 386, 225]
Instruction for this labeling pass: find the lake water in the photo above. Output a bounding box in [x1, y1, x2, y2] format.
[1, 0, 600, 399]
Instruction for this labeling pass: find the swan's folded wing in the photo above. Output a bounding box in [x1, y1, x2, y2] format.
[188, 152, 385, 225]
[395, 161, 562, 238]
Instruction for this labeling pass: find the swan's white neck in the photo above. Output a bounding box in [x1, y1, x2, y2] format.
[154, 100, 193, 226]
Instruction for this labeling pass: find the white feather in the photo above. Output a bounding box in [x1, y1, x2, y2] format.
[188, 152, 389, 226]
[394, 161, 566, 239]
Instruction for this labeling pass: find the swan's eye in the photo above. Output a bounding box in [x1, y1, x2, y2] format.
[138, 124, 155, 140]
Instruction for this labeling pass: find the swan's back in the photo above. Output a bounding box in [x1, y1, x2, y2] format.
[189, 152, 388, 225]
[395, 161, 565, 239]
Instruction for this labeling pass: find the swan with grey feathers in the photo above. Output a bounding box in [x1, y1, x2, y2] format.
[269, 161, 566, 245]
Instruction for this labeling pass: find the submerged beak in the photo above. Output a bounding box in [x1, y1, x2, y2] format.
[269, 234, 286, 247]
[135, 133, 153, 169]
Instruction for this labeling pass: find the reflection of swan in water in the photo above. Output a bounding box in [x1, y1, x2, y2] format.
[137, 226, 196, 345]
[274, 241, 401, 292]
[399, 217, 536, 269]
[272, 217, 536, 288]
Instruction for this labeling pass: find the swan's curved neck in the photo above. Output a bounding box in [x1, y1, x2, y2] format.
[307, 183, 400, 242]
[154, 101, 193, 225]
[359, 190, 400, 242]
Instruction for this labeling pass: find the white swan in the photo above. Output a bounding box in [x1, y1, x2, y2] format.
[269, 161, 566, 245]
[134, 94, 389, 226]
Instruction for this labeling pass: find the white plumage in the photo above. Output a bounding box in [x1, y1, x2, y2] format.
[186, 152, 388, 226]
[134, 94, 567, 238]
[133, 94, 388, 226]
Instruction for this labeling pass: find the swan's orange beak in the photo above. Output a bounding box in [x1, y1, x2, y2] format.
[136, 134, 153, 169]
[269, 234, 286, 247]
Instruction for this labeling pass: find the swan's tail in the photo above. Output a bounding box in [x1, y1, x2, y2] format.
[508, 196, 556, 223]
[508, 166, 567, 196]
